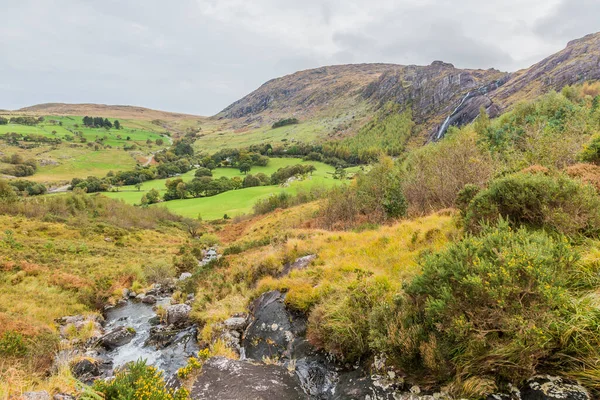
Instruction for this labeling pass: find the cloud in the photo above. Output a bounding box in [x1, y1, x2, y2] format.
[534, 0, 600, 42]
[0, 0, 589, 115]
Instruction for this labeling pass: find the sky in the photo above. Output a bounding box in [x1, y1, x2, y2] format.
[0, 0, 598, 116]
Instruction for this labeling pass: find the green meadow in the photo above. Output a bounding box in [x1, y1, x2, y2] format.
[0, 116, 167, 147]
[103, 158, 342, 219]
[0, 115, 171, 182]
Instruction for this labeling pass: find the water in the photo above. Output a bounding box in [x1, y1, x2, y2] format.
[103, 298, 199, 377]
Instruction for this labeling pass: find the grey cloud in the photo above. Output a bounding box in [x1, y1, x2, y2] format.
[0, 0, 592, 115]
[534, 0, 600, 41]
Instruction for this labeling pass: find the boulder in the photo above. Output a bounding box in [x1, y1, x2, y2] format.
[71, 358, 100, 378]
[22, 392, 50, 400]
[190, 357, 306, 400]
[242, 290, 295, 360]
[53, 394, 74, 400]
[223, 317, 247, 331]
[520, 376, 590, 400]
[332, 368, 401, 400]
[141, 295, 157, 304]
[100, 326, 136, 350]
[179, 272, 192, 281]
[280, 254, 316, 276]
[166, 304, 191, 325]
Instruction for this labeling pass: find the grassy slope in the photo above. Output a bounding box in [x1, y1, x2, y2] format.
[0, 115, 170, 183]
[103, 158, 341, 219]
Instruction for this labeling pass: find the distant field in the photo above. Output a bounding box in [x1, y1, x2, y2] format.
[103, 157, 343, 219]
[0, 115, 168, 147]
[0, 115, 172, 182]
[193, 105, 368, 154]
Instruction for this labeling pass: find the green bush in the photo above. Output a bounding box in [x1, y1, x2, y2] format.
[0, 331, 28, 356]
[371, 221, 599, 384]
[272, 118, 299, 129]
[307, 273, 392, 362]
[579, 134, 600, 164]
[92, 359, 187, 400]
[465, 172, 600, 236]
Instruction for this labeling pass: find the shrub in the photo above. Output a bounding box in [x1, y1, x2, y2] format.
[92, 360, 188, 400]
[0, 331, 28, 356]
[143, 262, 176, 285]
[307, 274, 392, 361]
[371, 221, 598, 385]
[579, 134, 600, 165]
[194, 167, 212, 178]
[566, 163, 600, 191]
[272, 118, 299, 129]
[402, 130, 494, 215]
[320, 156, 407, 229]
[464, 172, 600, 236]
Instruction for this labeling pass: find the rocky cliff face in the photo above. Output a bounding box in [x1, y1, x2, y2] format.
[216, 32, 600, 141]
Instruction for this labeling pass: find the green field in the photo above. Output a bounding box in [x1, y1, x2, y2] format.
[103, 158, 342, 219]
[0, 116, 168, 147]
[0, 115, 172, 183]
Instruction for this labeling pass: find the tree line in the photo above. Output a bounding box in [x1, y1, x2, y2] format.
[82, 116, 121, 129]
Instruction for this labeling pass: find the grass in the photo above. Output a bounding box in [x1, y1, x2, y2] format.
[193, 102, 370, 153]
[0, 115, 167, 147]
[0, 200, 189, 397]
[192, 209, 458, 351]
[0, 115, 170, 183]
[103, 158, 343, 219]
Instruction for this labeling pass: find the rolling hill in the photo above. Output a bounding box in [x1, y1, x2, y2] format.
[215, 31, 600, 142]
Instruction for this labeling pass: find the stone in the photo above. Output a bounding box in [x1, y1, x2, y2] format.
[71, 358, 100, 378]
[190, 357, 306, 400]
[141, 295, 157, 304]
[242, 290, 294, 360]
[179, 272, 192, 281]
[332, 369, 398, 400]
[520, 375, 590, 400]
[166, 304, 191, 325]
[22, 392, 50, 400]
[128, 291, 137, 298]
[100, 326, 136, 350]
[223, 317, 247, 331]
[53, 394, 74, 400]
[279, 254, 316, 276]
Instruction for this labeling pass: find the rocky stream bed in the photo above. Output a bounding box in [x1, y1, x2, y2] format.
[24, 253, 593, 400]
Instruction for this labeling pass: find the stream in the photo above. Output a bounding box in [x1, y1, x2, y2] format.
[102, 297, 199, 377]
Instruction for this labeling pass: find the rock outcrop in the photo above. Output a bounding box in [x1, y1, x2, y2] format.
[190, 357, 307, 400]
[99, 326, 136, 350]
[166, 303, 192, 326]
[216, 32, 600, 142]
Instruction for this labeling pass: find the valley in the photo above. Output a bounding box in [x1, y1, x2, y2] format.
[1, 30, 600, 400]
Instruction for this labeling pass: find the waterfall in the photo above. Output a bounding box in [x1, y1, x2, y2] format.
[434, 91, 473, 140]
[433, 75, 510, 141]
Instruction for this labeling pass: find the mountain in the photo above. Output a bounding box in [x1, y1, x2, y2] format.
[16, 103, 201, 121]
[217, 32, 600, 141]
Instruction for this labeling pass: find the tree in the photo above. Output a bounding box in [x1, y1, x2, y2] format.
[114, 120, 121, 129]
[242, 174, 261, 188]
[155, 138, 164, 146]
[141, 188, 160, 205]
[134, 182, 143, 191]
[239, 163, 251, 175]
[0, 117, 8, 125]
[333, 167, 347, 180]
[194, 167, 212, 178]
[474, 105, 490, 136]
[176, 182, 187, 199]
[0, 179, 17, 203]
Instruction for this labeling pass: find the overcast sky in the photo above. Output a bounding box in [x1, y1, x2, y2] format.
[0, 0, 598, 115]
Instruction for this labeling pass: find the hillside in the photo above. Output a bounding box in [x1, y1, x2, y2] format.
[16, 103, 202, 121]
[216, 31, 600, 142]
